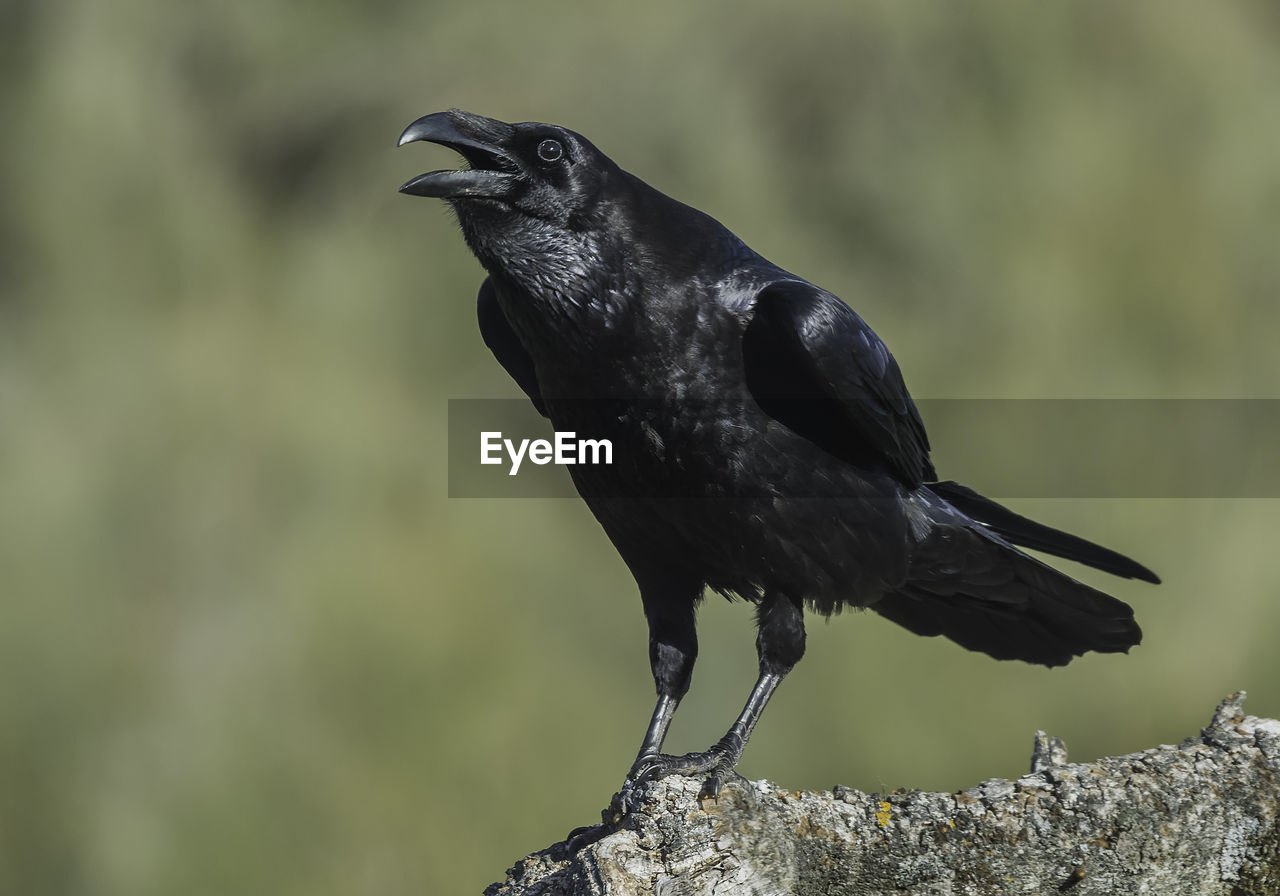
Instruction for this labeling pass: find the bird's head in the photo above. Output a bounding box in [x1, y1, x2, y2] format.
[398, 109, 728, 321]
[398, 109, 615, 230]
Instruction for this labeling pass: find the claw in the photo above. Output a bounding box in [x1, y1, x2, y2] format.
[565, 823, 608, 853]
[626, 752, 666, 787]
[608, 780, 644, 824]
[613, 735, 747, 818]
[698, 763, 746, 802]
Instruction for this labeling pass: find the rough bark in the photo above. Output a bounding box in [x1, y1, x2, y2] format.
[484, 693, 1280, 895]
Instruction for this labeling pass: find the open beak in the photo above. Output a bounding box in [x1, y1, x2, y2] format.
[397, 110, 521, 200]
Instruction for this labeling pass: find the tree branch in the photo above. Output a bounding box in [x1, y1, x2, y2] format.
[484, 692, 1280, 895]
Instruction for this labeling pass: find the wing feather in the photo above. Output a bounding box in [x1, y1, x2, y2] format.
[742, 279, 934, 486]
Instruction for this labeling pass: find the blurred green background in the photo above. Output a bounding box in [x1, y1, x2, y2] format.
[4, 1, 1279, 893]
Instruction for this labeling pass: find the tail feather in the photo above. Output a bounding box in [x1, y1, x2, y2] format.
[876, 501, 1142, 667]
[929, 480, 1160, 584]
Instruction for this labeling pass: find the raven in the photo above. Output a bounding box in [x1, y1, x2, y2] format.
[398, 109, 1158, 801]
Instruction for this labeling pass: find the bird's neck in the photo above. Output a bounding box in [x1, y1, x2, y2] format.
[467, 218, 624, 315]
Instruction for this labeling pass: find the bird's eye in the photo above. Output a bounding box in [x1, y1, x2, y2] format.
[536, 139, 564, 163]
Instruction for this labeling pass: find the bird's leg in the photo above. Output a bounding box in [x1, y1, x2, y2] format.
[635, 692, 681, 762]
[624, 591, 806, 804]
[619, 595, 698, 793]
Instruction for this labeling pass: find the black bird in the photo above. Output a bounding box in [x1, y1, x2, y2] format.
[397, 109, 1158, 801]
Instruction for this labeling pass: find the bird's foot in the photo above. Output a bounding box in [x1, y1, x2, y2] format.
[563, 823, 609, 855]
[611, 734, 746, 821]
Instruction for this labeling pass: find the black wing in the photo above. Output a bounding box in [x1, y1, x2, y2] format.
[742, 279, 935, 487]
[477, 277, 547, 417]
[928, 479, 1161, 583]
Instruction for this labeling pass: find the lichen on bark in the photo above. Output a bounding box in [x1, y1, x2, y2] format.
[485, 693, 1280, 896]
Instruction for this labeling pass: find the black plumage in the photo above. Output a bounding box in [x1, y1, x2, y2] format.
[398, 109, 1158, 801]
